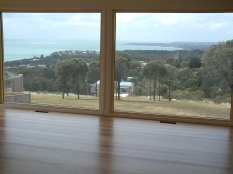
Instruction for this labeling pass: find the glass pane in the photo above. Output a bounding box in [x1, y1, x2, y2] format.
[3, 13, 100, 110]
[114, 13, 232, 119]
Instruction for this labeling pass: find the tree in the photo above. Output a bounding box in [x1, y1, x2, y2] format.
[129, 60, 142, 77]
[177, 69, 197, 90]
[55, 60, 72, 99]
[115, 53, 131, 100]
[188, 57, 201, 70]
[166, 65, 178, 101]
[70, 58, 88, 99]
[137, 78, 152, 97]
[41, 78, 56, 92]
[143, 60, 168, 101]
[202, 40, 233, 108]
[156, 84, 168, 98]
[41, 68, 56, 80]
[87, 61, 100, 97]
[134, 86, 143, 96]
[170, 60, 181, 68]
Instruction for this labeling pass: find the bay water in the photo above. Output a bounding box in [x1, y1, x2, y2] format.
[4, 39, 181, 62]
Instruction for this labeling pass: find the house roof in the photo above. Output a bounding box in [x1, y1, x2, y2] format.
[119, 82, 132, 88]
[92, 80, 133, 88]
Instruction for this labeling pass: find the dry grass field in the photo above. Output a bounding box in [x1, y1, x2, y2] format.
[31, 94, 99, 110]
[31, 94, 231, 120]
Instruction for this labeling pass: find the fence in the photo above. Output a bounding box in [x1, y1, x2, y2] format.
[5, 93, 31, 103]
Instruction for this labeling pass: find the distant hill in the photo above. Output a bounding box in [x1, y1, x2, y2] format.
[126, 42, 216, 51]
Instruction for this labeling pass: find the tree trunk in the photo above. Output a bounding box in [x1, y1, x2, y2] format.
[115, 82, 117, 99]
[153, 81, 156, 101]
[62, 83, 65, 99]
[118, 81, 121, 100]
[168, 79, 171, 101]
[158, 80, 160, 101]
[77, 82, 80, 99]
[149, 82, 151, 100]
[95, 82, 98, 97]
[76, 77, 79, 99]
[153, 88, 155, 101]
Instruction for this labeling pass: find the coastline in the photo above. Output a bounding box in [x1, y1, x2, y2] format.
[4, 39, 183, 62]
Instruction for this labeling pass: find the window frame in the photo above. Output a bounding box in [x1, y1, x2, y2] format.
[112, 11, 233, 122]
[0, 10, 104, 114]
[0, 5, 232, 126]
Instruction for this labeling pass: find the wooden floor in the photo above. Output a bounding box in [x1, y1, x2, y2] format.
[0, 109, 232, 174]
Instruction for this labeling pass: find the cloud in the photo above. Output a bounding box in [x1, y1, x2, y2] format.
[3, 12, 233, 42]
[195, 21, 230, 30]
[116, 13, 233, 42]
[116, 13, 138, 23]
[3, 13, 101, 40]
[223, 13, 233, 18]
[210, 22, 229, 29]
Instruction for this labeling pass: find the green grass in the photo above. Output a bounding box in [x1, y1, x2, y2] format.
[31, 94, 231, 119]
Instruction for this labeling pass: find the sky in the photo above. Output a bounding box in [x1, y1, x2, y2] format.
[3, 13, 233, 42]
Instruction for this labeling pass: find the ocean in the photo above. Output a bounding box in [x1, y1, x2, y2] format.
[3, 39, 181, 62]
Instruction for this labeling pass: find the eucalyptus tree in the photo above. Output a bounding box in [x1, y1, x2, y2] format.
[129, 60, 142, 77]
[202, 40, 233, 108]
[70, 58, 88, 99]
[188, 57, 202, 70]
[143, 60, 168, 101]
[87, 61, 100, 97]
[166, 65, 178, 101]
[55, 59, 72, 99]
[115, 53, 132, 100]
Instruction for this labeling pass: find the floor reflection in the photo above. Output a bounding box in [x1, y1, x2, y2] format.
[230, 128, 233, 174]
[98, 117, 114, 174]
[0, 110, 6, 173]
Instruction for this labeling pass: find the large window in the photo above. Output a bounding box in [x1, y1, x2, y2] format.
[0, 11, 232, 124]
[114, 13, 232, 120]
[3, 13, 100, 110]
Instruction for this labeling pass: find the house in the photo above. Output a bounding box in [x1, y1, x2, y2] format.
[4, 71, 31, 103]
[91, 80, 134, 96]
[181, 61, 189, 66]
[90, 80, 100, 95]
[140, 61, 147, 67]
[38, 64, 47, 68]
[4, 71, 23, 92]
[115, 81, 134, 96]
[127, 76, 133, 81]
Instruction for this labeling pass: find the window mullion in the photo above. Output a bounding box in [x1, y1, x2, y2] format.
[0, 13, 3, 104]
[99, 8, 115, 115]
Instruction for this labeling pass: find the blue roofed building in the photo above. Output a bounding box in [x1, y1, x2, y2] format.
[91, 80, 134, 97]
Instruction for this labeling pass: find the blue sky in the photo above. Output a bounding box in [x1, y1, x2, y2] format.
[3, 13, 233, 42]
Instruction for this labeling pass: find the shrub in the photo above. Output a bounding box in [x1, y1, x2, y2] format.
[212, 94, 231, 104]
[156, 84, 168, 96]
[134, 86, 143, 96]
[171, 89, 204, 101]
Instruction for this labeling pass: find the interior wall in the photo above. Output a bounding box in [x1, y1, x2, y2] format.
[0, 0, 233, 11]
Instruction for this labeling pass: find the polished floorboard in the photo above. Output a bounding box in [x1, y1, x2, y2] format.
[0, 108, 232, 174]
